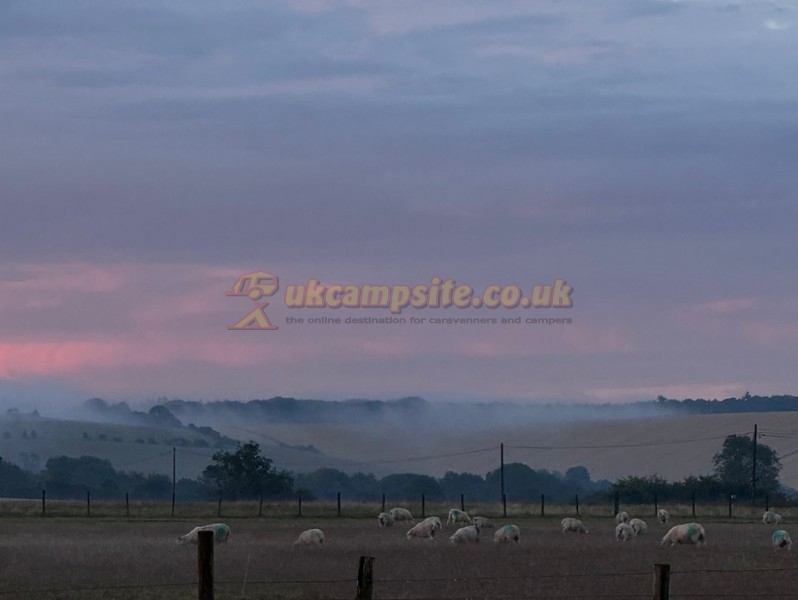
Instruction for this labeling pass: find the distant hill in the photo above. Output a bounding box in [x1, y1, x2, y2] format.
[157, 393, 798, 426]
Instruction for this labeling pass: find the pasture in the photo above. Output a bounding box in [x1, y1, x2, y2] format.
[1, 504, 797, 599]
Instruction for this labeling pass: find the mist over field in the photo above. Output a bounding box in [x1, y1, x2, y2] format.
[3, 394, 798, 490]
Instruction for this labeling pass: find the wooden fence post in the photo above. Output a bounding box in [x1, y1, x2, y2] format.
[259, 496, 263, 517]
[654, 493, 658, 516]
[460, 493, 465, 512]
[338, 492, 342, 517]
[41, 490, 45, 516]
[421, 493, 425, 518]
[198, 530, 214, 600]
[126, 492, 130, 518]
[653, 563, 670, 600]
[502, 493, 507, 518]
[692, 492, 696, 518]
[575, 494, 579, 516]
[87, 490, 91, 517]
[614, 491, 620, 516]
[298, 495, 302, 518]
[540, 494, 545, 517]
[381, 493, 385, 513]
[356, 556, 374, 600]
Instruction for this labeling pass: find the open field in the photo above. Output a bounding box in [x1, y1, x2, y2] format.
[1, 503, 798, 599]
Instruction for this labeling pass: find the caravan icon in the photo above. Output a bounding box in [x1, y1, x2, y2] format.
[225, 271, 279, 300]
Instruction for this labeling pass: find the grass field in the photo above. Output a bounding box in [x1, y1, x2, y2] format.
[0, 501, 796, 600]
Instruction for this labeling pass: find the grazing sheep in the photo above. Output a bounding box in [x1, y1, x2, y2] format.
[294, 528, 325, 546]
[473, 516, 494, 529]
[661, 523, 706, 548]
[763, 511, 783, 525]
[377, 512, 395, 527]
[561, 517, 588, 534]
[773, 529, 792, 550]
[657, 509, 670, 524]
[449, 524, 481, 544]
[615, 522, 635, 542]
[447, 508, 473, 526]
[407, 521, 437, 540]
[616, 511, 629, 524]
[629, 518, 648, 536]
[494, 524, 521, 544]
[177, 523, 230, 545]
[421, 516, 443, 531]
[389, 507, 414, 522]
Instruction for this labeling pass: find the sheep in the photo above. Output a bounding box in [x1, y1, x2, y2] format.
[615, 511, 629, 524]
[661, 523, 706, 548]
[763, 511, 783, 525]
[629, 518, 648, 536]
[389, 507, 414, 523]
[473, 516, 494, 529]
[657, 509, 670, 524]
[407, 521, 437, 540]
[449, 524, 480, 544]
[377, 512, 395, 527]
[294, 528, 325, 546]
[494, 524, 521, 544]
[772, 529, 792, 550]
[447, 508, 473, 526]
[177, 523, 230, 545]
[615, 522, 635, 542]
[421, 516, 443, 531]
[561, 517, 588, 534]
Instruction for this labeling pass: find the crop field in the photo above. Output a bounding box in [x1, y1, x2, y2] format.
[1, 502, 798, 600]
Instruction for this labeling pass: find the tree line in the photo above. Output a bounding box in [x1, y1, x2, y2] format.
[0, 435, 786, 504]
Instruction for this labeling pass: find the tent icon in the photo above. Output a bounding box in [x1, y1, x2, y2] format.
[225, 271, 279, 300]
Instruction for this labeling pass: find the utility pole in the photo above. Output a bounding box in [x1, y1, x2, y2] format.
[500, 443, 505, 501]
[172, 446, 177, 517]
[752, 424, 757, 505]
[500, 443, 506, 517]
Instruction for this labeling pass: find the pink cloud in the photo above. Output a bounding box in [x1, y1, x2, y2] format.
[692, 297, 756, 314]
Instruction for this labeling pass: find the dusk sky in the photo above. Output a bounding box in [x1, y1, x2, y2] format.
[1, 0, 796, 408]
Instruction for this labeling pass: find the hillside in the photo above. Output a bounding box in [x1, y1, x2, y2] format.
[204, 412, 798, 488]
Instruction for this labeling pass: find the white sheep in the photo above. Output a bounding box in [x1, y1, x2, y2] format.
[494, 524, 521, 544]
[657, 509, 670, 524]
[389, 507, 414, 522]
[615, 522, 635, 542]
[561, 517, 588, 534]
[421, 516, 443, 531]
[177, 523, 230, 545]
[629, 518, 648, 536]
[661, 523, 706, 548]
[772, 529, 792, 550]
[473, 516, 494, 529]
[294, 528, 325, 546]
[449, 524, 480, 544]
[763, 511, 783, 525]
[377, 512, 395, 527]
[407, 521, 437, 540]
[447, 508, 473, 526]
[615, 511, 629, 524]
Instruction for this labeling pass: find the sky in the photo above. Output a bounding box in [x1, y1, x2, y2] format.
[1, 0, 797, 408]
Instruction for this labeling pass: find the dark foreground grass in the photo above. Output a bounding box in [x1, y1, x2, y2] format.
[0, 515, 796, 599]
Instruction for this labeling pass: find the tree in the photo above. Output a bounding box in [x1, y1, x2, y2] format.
[200, 441, 294, 500]
[712, 434, 781, 497]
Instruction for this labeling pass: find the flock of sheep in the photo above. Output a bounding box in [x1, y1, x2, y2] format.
[173, 507, 792, 551]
